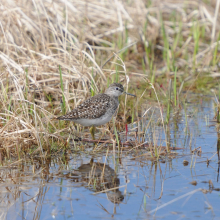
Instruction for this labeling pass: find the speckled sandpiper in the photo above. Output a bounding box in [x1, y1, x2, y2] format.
[57, 83, 136, 139]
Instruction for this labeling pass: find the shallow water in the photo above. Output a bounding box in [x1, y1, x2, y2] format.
[1, 95, 220, 220]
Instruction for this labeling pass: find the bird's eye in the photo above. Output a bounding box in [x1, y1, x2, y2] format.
[116, 87, 119, 90]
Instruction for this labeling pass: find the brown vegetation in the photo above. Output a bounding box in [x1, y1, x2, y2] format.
[0, 0, 220, 160]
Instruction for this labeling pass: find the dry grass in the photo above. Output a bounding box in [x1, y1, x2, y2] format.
[0, 0, 220, 160]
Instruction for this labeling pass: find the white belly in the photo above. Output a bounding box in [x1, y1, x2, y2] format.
[74, 114, 113, 126]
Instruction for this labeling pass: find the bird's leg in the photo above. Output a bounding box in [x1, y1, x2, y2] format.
[111, 118, 122, 147]
[90, 126, 96, 140]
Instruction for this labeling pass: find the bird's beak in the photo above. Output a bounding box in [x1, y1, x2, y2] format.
[124, 91, 136, 97]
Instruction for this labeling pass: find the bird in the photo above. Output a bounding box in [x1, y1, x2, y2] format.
[57, 83, 136, 139]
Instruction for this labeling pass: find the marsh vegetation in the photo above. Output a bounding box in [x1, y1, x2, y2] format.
[0, 0, 220, 219]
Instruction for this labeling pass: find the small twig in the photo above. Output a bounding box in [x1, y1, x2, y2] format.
[147, 188, 202, 214]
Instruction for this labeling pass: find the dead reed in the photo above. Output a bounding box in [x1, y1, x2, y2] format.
[0, 0, 220, 161]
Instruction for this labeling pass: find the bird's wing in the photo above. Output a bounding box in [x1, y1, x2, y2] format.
[57, 94, 111, 120]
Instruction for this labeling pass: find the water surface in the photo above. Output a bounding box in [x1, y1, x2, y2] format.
[1, 95, 220, 220]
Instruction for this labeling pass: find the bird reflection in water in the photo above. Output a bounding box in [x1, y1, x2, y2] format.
[69, 158, 124, 204]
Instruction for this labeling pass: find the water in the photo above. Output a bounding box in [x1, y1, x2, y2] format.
[1, 95, 220, 219]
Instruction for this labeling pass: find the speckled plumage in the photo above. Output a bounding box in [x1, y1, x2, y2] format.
[57, 83, 134, 127]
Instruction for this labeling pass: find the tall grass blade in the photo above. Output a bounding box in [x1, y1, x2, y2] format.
[59, 65, 66, 115]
